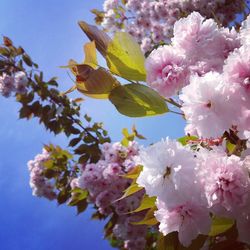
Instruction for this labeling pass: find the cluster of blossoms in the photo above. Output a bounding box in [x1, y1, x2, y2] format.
[146, 12, 250, 140]
[140, 12, 250, 246]
[0, 71, 28, 97]
[28, 148, 57, 201]
[101, 0, 247, 52]
[22, 3, 250, 249]
[136, 138, 250, 247]
[71, 141, 148, 250]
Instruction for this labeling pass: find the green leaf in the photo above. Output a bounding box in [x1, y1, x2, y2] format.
[61, 85, 77, 95]
[121, 127, 135, 146]
[84, 114, 92, 122]
[19, 105, 33, 119]
[209, 216, 235, 237]
[22, 54, 33, 67]
[62, 60, 93, 81]
[132, 125, 146, 139]
[43, 159, 54, 169]
[78, 21, 111, 57]
[123, 165, 143, 180]
[132, 206, 158, 226]
[3, 36, 13, 47]
[182, 235, 207, 250]
[91, 9, 105, 25]
[109, 84, 168, 117]
[106, 32, 146, 81]
[157, 232, 179, 250]
[157, 233, 207, 250]
[77, 67, 119, 99]
[132, 195, 156, 213]
[68, 137, 82, 147]
[178, 136, 198, 146]
[57, 189, 70, 205]
[226, 141, 236, 155]
[83, 41, 98, 68]
[77, 199, 88, 214]
[0, 47, 10, 56]
[69, 189, 88, 206]
[118, 180, 143, 200]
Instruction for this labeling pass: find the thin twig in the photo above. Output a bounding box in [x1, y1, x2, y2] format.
[169, 109, 184, 116]
[166, 98, 182, 108]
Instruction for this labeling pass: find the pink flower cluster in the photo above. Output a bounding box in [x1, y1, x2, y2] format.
[28, 148, 57, 201]
[146, 12, 249, 140]
[101, 0, 247, 52]
[113, 213, 147, 250]
[137, 138, 250, 247]
[146, 12, 240, 98]
[72, 141, 147, 250]
[0, 71, 28, 97]
[179, 13, 250, 139]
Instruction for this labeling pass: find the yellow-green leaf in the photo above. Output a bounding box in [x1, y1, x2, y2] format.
[132, 125, 146, 139]
[106, 32, 146, 81]
[83, 41, 98, 69]
[226, 141, 236, 155]
[62, 60, 94, 81]
[157, 233, 178, 250]
[121, 137, 129, 147]
[61, 85, 77, 95]
[122, 128, 134, 140]
[109, 83, 168, 117]
[209, 216, 235, 236]
[178, 136, 198, 146]
[117, 180, 143, 200]
[78, 21, 111, 57]
[132, 206, 158, 226]
[132, 195, 156, 213]
[77, 68, 119, 99]
[123, 165, 143, 179]
[73, 97, 85, 103]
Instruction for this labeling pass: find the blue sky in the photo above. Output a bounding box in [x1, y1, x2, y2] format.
[0, 1, 185, 249]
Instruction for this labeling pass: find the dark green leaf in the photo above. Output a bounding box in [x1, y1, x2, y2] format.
[69, 137, 82, 147]
[22, 54, 33, 67]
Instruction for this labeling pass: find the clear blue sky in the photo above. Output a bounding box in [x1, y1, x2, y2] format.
[0, 1, 185, 250]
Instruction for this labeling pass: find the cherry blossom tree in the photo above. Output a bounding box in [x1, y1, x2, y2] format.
[1, 1, 250, 249]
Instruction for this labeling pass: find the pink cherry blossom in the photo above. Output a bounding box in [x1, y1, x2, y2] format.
[172, 12, 240, 73]
[136, 138, 200, 208]
[0, 73, 15, 97]
[155, 199, 211, 247]
[198, 149, 250, 216]
[28, 148, 57, 200]
[180, 72, 242, 138]
[145, 45, 189, 97]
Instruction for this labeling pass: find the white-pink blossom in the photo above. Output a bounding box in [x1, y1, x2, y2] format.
[145, 45, 189, 97]
[155, 199, 211, 247]
[240, 14, 250, 46]
[0, 73, 15, 97]
[136, 138, 200, 207]
[198, 149, 250, 217]
[180, 72, 241, 138]
[28, 148, 57, 200]
[14, 71, 28, 94]
[172, 12, 239, 73]
[101, 1, 246, 52]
